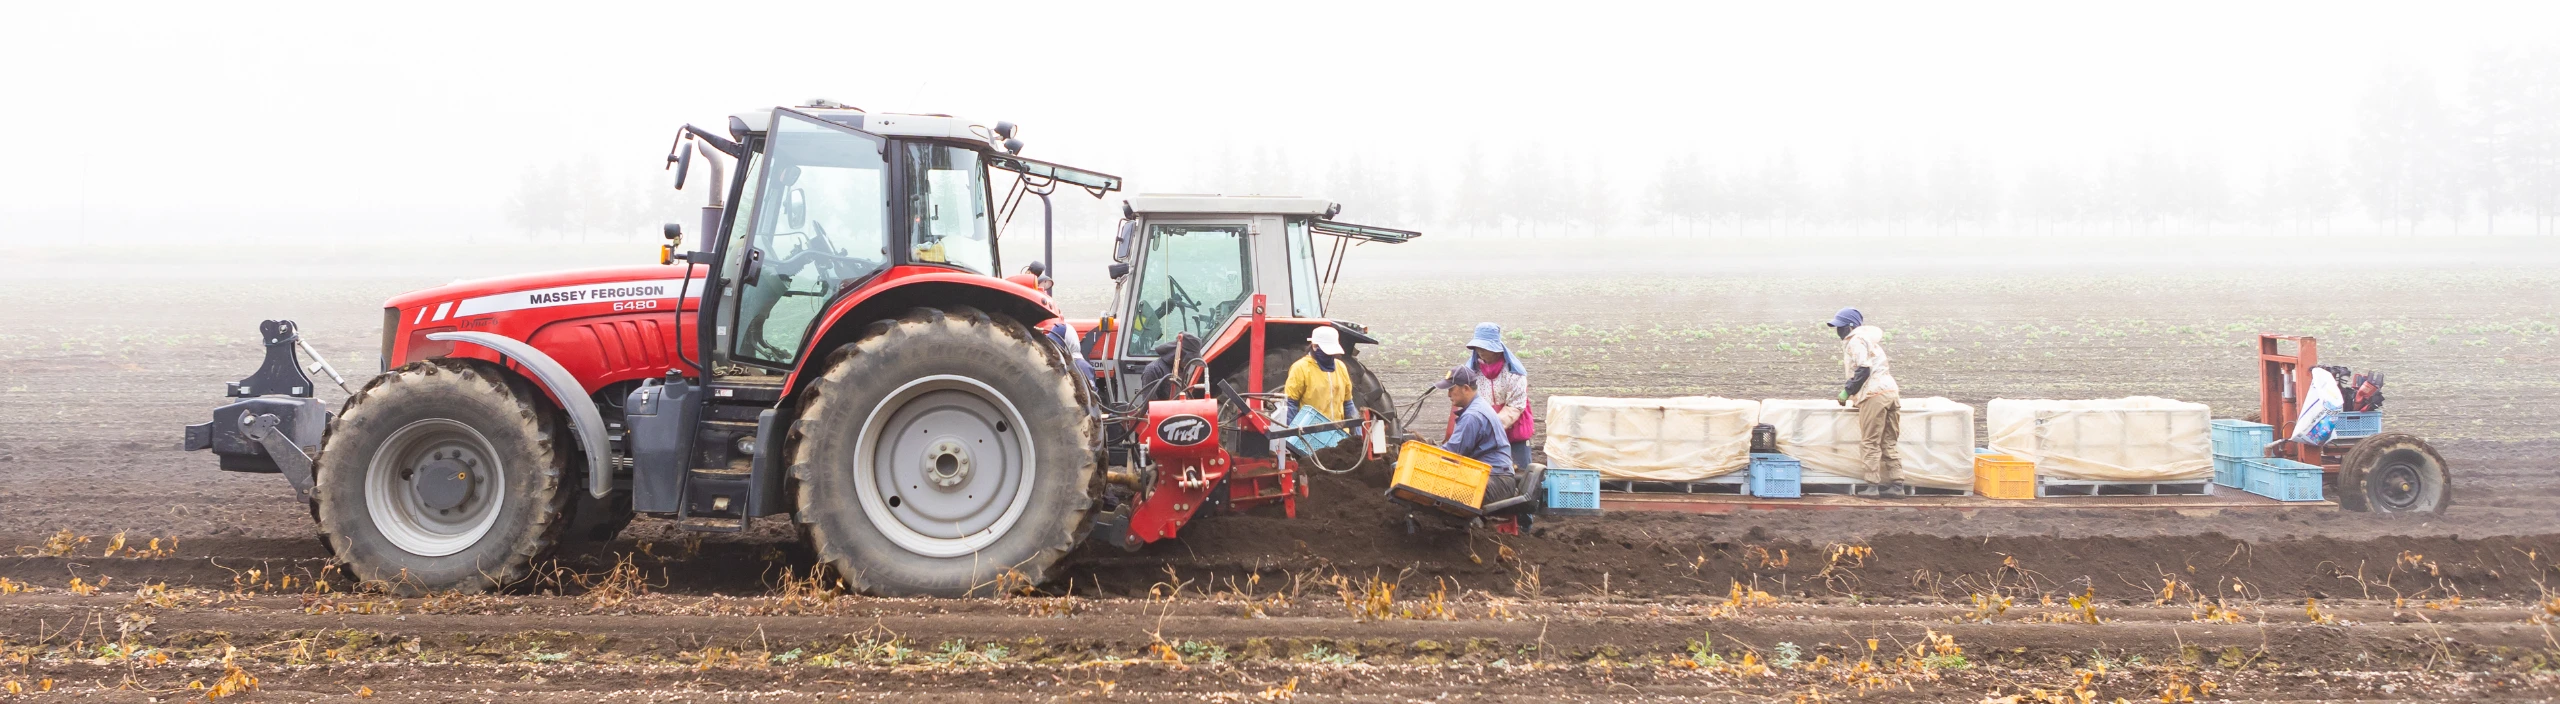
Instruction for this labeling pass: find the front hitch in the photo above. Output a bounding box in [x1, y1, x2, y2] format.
[183, 320, 331, 500]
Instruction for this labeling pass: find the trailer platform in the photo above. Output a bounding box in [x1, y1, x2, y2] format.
[1597, 488, 2333, 514]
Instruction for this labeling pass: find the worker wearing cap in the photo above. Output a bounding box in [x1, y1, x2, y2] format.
[1452, 322, 1533, 469]
[1436, 365, 1520, 499]
[1280, 327, 1358, 427]
[1826, 308, 1905, 498]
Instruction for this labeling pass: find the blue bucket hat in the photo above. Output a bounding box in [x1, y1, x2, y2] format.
[1465, 322, 1508, 354]
[1460, 322, 1527, 376]
[1825, 308, 1864, 330]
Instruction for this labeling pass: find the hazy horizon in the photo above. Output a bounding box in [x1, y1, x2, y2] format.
[9, 1, 2560, 247]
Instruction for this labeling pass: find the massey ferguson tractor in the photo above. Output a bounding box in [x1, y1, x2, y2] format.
[182, 102, 1418, 597]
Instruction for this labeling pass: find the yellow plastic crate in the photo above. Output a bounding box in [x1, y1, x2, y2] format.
[1390, 441, 1490, 512]
[1974, 454, 2036, 500]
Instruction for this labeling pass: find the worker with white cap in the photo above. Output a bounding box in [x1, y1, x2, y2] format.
[1280, 326, 1358, 431]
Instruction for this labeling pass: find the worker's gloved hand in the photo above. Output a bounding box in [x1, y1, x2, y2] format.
[1836, 391, 1849, 407]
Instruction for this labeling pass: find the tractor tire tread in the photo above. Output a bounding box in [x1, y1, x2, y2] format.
[313, 359, 568, 594]
[790, 307, 1099, 596]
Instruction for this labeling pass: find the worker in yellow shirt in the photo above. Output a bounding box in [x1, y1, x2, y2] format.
[1279, 327, 1357, 449]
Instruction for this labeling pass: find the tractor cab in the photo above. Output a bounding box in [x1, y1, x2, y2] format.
[689, 106, 1121, 374]
[1078, 195, 1418, 407]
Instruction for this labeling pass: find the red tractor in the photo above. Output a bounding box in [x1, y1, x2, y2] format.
[184, 103, 1415, 597]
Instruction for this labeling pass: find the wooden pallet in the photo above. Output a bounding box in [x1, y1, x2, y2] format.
[1796, 470, 1973, 497]
[2036, 478, 2212, 497]
[1597, 474, 1751, 496]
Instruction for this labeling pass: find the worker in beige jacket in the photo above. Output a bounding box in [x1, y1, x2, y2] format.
[1826, 308, 1904, 498]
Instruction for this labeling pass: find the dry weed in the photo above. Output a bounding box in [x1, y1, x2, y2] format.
[1962, 592, 2013, 622]
[1333, 573, 1398, 621]
[2032, 587, 2104, 624]
[1708, 580, 1779, 618]
[2304, 598, 2339, 625]
[20, 529, 91, 557]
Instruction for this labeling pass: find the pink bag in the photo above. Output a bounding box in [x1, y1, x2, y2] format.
[1505, 401, 1536, 443]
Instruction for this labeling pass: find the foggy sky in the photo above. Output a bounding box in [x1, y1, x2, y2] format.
[6, 0, 2557, 244]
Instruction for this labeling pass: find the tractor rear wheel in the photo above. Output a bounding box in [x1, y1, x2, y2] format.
[314, 360, 569, 594]
[2336, 432, 2452, 513]
[791, 306, 1098, 597]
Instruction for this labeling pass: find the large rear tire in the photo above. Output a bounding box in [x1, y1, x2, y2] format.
[791, 306, 1098, 597]
[2336, 432, 2452, 514]
[314, 360, 569, 594]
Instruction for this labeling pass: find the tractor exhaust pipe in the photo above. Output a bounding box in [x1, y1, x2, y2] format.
[694, 147, 727, 254]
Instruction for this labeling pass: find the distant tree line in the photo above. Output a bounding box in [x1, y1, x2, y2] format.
[1201, 52, 2560, 238]
[516, 52, 2560, 241]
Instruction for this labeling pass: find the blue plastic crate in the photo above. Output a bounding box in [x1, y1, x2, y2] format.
[1542, 468, 1603, 515]
[2210, 419, 2275, 458]
[2211, 454, 2250, 488]
[1748, 453, 1802, 499]
[2330, 412, 2381, 440]
[2241, 457, 2325, 502]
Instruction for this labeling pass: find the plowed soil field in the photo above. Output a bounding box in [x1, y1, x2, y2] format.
[4, 240, 2556, 701]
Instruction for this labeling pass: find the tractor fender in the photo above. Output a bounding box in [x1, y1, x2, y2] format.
[426, 331, 614, 498]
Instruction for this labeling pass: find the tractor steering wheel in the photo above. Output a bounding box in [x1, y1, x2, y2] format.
[771, 222, 878, 283]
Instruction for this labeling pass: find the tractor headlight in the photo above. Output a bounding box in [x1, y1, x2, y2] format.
[381, 307, 398, 372]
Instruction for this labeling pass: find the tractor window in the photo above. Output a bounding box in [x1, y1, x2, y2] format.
[1285, 218, 1323, 318]
[724, 111, 890, 369]
[901, 143, 995, 275]
[1127, 224, 1252, 355]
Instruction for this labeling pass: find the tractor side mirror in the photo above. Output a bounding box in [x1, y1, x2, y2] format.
[667, 141, 694, 190]
[1112, 220, 1135, 262]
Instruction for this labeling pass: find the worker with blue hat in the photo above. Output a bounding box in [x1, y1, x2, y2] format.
[1826, 307, 1905, 498]
[1435, 322, 1533, 469]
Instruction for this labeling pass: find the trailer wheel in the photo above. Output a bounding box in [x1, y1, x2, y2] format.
[314, 360, 568, 594]
[2336, 432, 2452, 514]
[791, 306, 1098, 597]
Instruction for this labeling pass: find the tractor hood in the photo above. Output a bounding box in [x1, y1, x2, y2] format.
[384, 264, 708, 324]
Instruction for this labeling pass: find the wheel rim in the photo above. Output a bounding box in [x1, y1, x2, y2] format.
[364, 418, 507, 557]
[2369, 452, 2430, 512]
[854, 374, 1036, 558]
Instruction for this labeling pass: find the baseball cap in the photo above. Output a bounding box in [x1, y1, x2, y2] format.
[1431, 364, 1484, 390]
[1309, 326, 1345, 355]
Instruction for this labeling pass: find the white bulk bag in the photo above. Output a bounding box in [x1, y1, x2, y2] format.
[1986, 397, 2212, 482]
[1759, 398, 1977, 489]
[1543, 396, 1760, 481]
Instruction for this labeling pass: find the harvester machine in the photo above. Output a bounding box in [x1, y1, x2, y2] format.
[1070, 195, 1421, 548]
[2255, 334, 2452, 513]
[181, 102, 1419, 597]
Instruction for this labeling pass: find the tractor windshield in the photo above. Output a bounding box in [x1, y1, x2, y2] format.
[1127, 224, 1252, 355]
[900, 143, 995, 275]
[724, 111, 892, 368]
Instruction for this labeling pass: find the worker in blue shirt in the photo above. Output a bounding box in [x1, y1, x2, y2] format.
[1434, 366, 1519, 501]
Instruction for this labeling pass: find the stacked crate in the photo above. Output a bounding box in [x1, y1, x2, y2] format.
[2208, 419, 2273, 489]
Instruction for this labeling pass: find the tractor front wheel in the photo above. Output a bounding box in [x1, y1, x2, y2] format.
[791, 306, 1098, 597]
[2336, 432, 2452, 514]
[314, 360, 570, 594]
